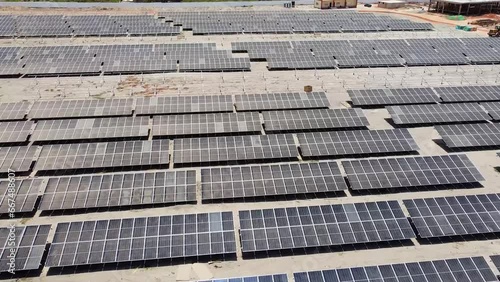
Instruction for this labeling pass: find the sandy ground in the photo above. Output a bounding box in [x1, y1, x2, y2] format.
[0, 5, 499, 282]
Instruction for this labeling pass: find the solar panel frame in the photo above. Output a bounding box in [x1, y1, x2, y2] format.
[39, 170, 197, 211]
[347, 88, 440, 106]
[342, 154, 484, 190]
[435, 123, 500, 148]
[0, 121, 33, 143]
[239, 201, 416, 253]
[28, 98, 134, 119]
[491, 255, 500, 273]
[45, 212, 236, 267]
[201, 161, 347, 200]
[0, 146, 38, 173]
[481, 102, 500, 120]
[297, 129, 419, 157]
[435, 85, 500, 103]
[198, 274, 288, 282]
[262, 108, 369, 132]
[0, 102, 30, 121]
[234, 92, 330, 111]
[135, 95, 234, 115]
[0, 179, 44, 214]
[404, 193, 500, 238]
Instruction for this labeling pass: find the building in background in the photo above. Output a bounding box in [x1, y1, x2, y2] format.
[314, 0, 357, 9]
[428, 0, 499, 15]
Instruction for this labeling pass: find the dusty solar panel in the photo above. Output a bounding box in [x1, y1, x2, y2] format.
[0, 102, 30, 121]
[198, 274, 288, 282]
[0, 179, 44, 214]
[39, 170, 197, 211]
[234, 92, 330, 111]
[297, 129, 419, 157]
[201, 161, 347, 200]
[481, 102, 500, 120]
[28, 98, 134, 119]
[435, 123, 500, 148]
[294, 256, 498, 282]
[239, 201, 416, 253]
[404, 193, 500, 238]
[46, 212, 236, 267]
[34, 140, 169, 172]
[491, 255, 500, 273]
[0, 146, 38, 173]
[386, 103, 490, 125]
[435, 85, 500, 102]
[152, 112, 261, 137]
[347, 88, 439, 106]
[263, 108, 369, 132]
[0, 121, 33, 143]
[342, 154, 484, 190]
[31, 116, 149, 142]
[173, 134, 297, 164]
[0, 225, 50, 272]
[135, 95, 233, 115]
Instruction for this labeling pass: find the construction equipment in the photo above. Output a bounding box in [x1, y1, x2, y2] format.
[488, 25, 500, 37]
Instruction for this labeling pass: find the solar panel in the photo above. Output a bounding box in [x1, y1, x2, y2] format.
[201, 161, 347, 200]
[491, 255, 500, 272]
[45, 212, 236, 267]
[0, 146, 38, 173]
[347, 88, 439, 106]
[34, 140, 169, 172]
[0, 121, 33, 143]
[173, 134, 297, 165]
[294, 256, 498, 282]
[39, 170, 197, 211]
[152, 112, 261, 137]
[198, 274, 288, 282]
[481, 102, 500, 120]
[239, 201, 416, 253]
[0, 225, 50, 272]
[297, 129, 419, 157]
[234, 92, 330, 111]
[0, 102, 30, 121]
[28, 98, 134, 119]
[31, 117, 149, 142]
[435, 123, 500, 148]
[0, 179, 44, 214]
[435, 85, 500, 102]
[386, 103, 490, 125]
[404, 193, 500, 238]
[263, 109, 369, 132]
[342, 154, 484, 190]
[135, 95, 233, 115]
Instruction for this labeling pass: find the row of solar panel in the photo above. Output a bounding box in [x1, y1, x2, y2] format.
[3, 196, 500, 271]
[348, 85, 500, 106]
[0, 92, 330, 121]
[0, 108, 370, 143]
[0, 128, 423, 174]
[1, 153, 484, 213]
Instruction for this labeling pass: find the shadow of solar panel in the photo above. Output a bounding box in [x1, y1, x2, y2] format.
[31, 117, 149, 142]
[46, 212, 236, 267]
[239, 201, 416, 253]
[347, 88, 439, 106]
[297, 129, 419, 157]
[153, 112, 261, 137]
[481, 102, 500, 120]
[0, 102, 29, 120]
[435, 85, 500, 102]
[435, 123, 500, 148]
[386, 103, 491, 125]
[201, 161, 347, 200]
[234, 92, 330, 111]
[136, 95, 233, 115]
[294, 256, 498, 282]
[198, 274, 288, 282]
[0, 146, 38, 173]
[0, 121, 33, 143]
[34, 140, 169, 172]
[28, 98, 134, 119]
[404, 194, 500, 238]
[342, 154, 484, 190]
[263, 109, 369, 132]
[39, 170, 197, 211]
[491, 255, 500, 272]
[0, 225, 50, 272]
[173, 134, 297, 165]
[0, 179, 44, 214]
